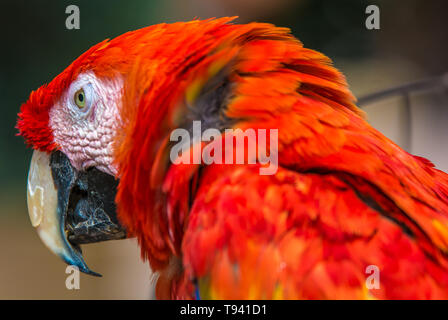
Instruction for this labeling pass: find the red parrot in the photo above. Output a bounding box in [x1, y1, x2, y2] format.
[17, 17, 448, 299]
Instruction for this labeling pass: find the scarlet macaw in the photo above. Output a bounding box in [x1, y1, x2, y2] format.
[17, 17, 448, 299]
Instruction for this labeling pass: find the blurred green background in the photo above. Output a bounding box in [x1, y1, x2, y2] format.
[0, 0, 447, 299]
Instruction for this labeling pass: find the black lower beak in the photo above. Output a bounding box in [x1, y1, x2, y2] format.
[50, 151, 126, 245]
[41, 151, 126, 276]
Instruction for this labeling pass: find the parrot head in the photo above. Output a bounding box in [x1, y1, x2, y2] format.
[17, 39, 130, 275]
[17, 17, 359, 278]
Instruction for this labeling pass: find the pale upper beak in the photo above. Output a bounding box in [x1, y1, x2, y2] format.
[26, 150, 126, 276]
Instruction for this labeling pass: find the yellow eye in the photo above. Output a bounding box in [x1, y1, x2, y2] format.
[74, 88, 86, 109]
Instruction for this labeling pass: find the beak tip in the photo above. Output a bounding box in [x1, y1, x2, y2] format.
[60, 243, 102, 277]
[82, 269, 102, 277]
[60, 254, 102, 277]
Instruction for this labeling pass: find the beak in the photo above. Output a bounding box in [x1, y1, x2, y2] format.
[26, 150, 126, 276]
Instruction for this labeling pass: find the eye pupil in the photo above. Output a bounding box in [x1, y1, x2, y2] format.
[78, 93, 84, 102]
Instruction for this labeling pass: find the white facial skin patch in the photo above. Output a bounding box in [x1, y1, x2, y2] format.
[49, 72, 123, 176]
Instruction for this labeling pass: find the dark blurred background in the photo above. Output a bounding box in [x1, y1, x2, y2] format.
[0, 0, 447, 299]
